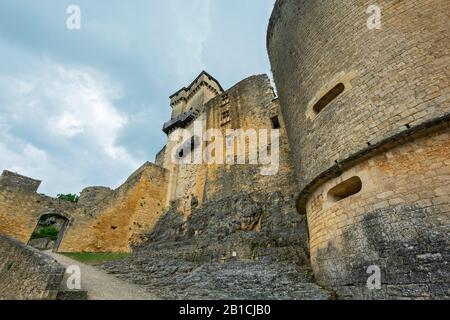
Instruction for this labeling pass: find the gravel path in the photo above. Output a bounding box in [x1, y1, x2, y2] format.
[48, 252, 158, 300]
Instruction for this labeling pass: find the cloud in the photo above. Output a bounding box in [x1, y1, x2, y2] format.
[0, 133, 84, 197]
[166, 0, 213, 80]
[0, 0, 276, 196]
[45, 66, 134, 164]
[0, 60, 141, 195]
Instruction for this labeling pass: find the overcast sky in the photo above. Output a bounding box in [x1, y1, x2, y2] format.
[0, 0, 276, 196]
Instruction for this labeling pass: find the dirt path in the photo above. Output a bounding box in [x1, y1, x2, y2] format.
[48, 252, 158, 300]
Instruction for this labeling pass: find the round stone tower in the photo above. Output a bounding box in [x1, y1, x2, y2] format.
[267, 0, 450, 299]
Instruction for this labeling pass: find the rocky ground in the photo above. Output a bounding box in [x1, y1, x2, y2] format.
[101, 192, 332, 300]
[49, 252, 156, 300]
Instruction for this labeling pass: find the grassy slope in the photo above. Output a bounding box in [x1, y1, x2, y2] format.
[60, 252, 130, 265]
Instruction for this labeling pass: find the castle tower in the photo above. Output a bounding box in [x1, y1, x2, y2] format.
[162, 71, 223, 135]
[158, 71, 224, 208]
[267, 0, 450, 298]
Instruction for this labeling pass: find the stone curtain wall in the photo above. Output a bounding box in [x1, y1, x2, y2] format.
[267, 0, 450, 299]
[267, 0, 450, 191]
[0, 171, 41, 193]
[203, 75, 298, 202]
[0, 235, 65, 300]
[57, 162, 170, 252]
[0, 163, 169, 253]
[0, 177, 78, 245]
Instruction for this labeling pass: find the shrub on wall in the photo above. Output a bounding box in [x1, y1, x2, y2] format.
[57, 194, 79, 203]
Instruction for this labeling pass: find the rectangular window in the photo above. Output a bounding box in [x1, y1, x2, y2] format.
[271, 116, 281, 129]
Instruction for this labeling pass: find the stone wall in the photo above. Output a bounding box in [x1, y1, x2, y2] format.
[267, 0, 450, 191]
[0, 182, 78, 246]
[0, 235, 65, 300]
[203, 75, 298, 203]
[158, 74, 299, 216]
[59, 162, 170, 252]
[101, 191, 330, 300]
[168, 113, 208, 215]
[267, 0, 450, 299]
[0, 171, 41, 193]
[169, 71, 223, 119]
[78, 187, 114, 207]
[0, 162, 169, 253]
[306, 126, 450, 299]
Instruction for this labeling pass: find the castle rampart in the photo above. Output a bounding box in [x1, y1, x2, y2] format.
[0, 235, 65, 300]
[0, 162, 169, 253]
[0, 170, 42, 193]
[268, 0, 450, 298]
[157, 73, 298, 216]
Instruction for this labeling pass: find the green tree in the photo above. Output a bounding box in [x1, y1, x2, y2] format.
[39, 226, 59, 239]
[57, 193, 80, 203]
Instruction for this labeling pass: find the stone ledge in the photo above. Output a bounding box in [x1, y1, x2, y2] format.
[297, 113, 450, 214]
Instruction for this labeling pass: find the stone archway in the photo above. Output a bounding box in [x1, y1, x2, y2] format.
[28, 213, 70, 252]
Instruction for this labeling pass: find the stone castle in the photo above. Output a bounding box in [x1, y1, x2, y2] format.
[0, 0, 449, 300]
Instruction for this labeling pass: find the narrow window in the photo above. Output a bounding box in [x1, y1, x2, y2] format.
[190, 136, 196, 152]
[226, 134, 233, 148]
[327, 176, 362, 203]
[221, 108, 231, 126]
[313, 83, 345, 115]
[271, 116, 281, 129]
[190, 135, 201, 151]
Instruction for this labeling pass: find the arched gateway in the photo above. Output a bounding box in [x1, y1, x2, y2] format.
[27, 213, 71, 252]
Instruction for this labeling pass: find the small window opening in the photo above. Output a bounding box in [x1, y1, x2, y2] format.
[271, 116, 281, 129]
[221, 108, 231, 126]
[190, 136, 197, 152]
[313, 83, 345, 115]
[222, 110, 230, 119]
[327, 176, 362, 203]
[111, 226, 118, 230]
[177, 135, 200, 159]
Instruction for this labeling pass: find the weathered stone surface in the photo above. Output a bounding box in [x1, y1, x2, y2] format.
[0, 235, 65, 300]
[267, 0, 450, 299]
[28, 238, 51, 251]
[267, 0, 450, 193]
[303, 127, 450, 300]
[1, 2, 448, 299]
[101, 192, 331, 300]
[158, 74, 298, 219]
[0, 162, 169, 253]
[0, 170, 41, 193]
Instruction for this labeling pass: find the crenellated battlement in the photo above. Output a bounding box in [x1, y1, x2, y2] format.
[167, 71, 224, 127]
